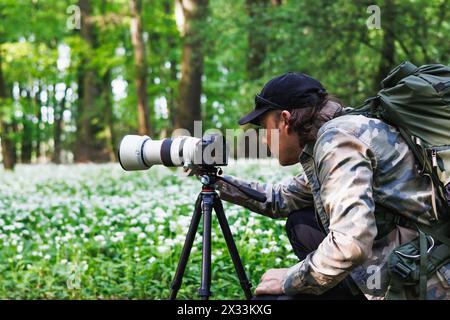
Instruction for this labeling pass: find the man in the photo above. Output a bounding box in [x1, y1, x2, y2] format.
[216, 72, 449, 300]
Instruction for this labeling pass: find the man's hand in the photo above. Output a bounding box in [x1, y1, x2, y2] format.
[254, 268, 289, 296]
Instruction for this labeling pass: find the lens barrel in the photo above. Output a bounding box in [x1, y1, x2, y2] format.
[118, 134, 227, 171]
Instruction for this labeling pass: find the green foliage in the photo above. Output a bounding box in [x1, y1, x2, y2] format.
[1, 0, 450, 161]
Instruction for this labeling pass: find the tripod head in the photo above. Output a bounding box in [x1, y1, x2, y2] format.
[189, 165, 267, 203]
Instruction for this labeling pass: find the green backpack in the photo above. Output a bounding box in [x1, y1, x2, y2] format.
[349, 61, 450, 218]
[348, 61, 450, 299]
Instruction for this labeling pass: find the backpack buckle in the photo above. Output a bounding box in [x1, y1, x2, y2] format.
[393, 263, 412, 279]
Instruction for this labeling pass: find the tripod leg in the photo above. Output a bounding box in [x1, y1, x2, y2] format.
[198, 192, 214, 300]
[169, 195, 202, 300]
[213, 196, 253, 300]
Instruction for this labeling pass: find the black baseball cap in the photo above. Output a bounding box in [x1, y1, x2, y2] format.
[238, 72, 326, 126]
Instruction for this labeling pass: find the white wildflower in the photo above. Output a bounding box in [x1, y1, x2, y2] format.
[137, 232, 146, 240]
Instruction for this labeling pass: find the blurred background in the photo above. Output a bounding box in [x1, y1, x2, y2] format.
[0, 0, 448, 169]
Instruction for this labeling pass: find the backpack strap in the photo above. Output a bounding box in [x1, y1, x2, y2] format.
[386, 222, 450, 300]
[421, 218, 450, 247]
[386, 229, 433, 300]
[419, 229, 428, 300]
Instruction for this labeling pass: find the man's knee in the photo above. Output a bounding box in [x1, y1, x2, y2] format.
[285, 207, 317, 232]
[285, 207, 326, 260]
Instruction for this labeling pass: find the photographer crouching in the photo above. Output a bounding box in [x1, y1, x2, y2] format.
[215, 71, 449, 300]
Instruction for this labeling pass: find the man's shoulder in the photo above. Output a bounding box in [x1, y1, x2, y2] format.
[319, 114, 382, 134]
[312, 114, 406, 162]
[317, 114, 398, 144]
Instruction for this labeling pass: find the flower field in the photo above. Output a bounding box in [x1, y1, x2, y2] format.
[0, 160, 300, 299]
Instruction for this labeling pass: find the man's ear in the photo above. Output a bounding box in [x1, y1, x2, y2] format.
[280, 110, 291, 129]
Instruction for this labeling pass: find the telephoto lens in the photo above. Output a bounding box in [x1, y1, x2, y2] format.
[118, 134, 228, 171]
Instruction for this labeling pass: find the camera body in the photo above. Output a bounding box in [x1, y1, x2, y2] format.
[118, 134, 228, 171]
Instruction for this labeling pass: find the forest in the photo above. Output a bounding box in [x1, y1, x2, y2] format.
[1, 0, 449, 169]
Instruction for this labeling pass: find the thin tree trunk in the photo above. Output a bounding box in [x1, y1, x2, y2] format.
[0, 46, 15, 170]
[102, 69, 116, 161]
[0, 122, 15, 170]
[34, 83, 42, 160]
[130, 0, 151, 136]
[21, 88, 33, 163]
[174, 0, 208, 134]
[52, 87, 67, 164]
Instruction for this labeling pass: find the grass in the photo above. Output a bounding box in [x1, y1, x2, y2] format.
[0, 159, 300, 299]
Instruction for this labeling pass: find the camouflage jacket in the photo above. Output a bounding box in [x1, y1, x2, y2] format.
[217, 114, 450, 300]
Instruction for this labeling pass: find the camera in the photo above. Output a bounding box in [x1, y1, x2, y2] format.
[118, 134, 228, 171]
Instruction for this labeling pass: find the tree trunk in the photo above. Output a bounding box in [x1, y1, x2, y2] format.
[75, 0, 108, 162]
[0, 122, 15, 170]
[52, 87, 67, 164]
[245, 0, 278, 158]
[77, 0, 96, 162]
[21, 88, 33, 163]
[130, 0, 151, 136]
[34, 83, 42, 160]
[163, 0, 178, 134]
[174, 0, 208, 134]
[375, 0, 396, 90]
[0, 47, 15, 170]
[102, 69, 116, 161]
[100, 0, 117, 161]
[245, 0, 280, 81]
[246, 0, 269, 80]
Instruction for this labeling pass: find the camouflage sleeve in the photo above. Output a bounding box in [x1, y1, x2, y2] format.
[282, 128, 378, 295]
[216, 173, 314, 219]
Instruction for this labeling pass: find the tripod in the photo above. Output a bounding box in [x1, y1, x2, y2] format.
[169, 167, 266, 300]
